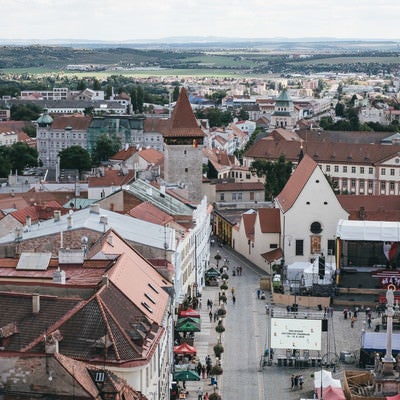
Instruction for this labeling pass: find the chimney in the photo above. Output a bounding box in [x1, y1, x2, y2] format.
[100, 215, 108, 225]
[53, 268, 66, 284]
[67, 213, 72, 229]
[359, 206, 366, 220]
[54, 210, 61, 222]
[90, 204, 100, 214]
[26, 215, 31, 227]
[32, 294, 40, 314]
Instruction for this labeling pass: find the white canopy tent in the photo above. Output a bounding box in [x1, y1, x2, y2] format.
[336, 219, 400, 242]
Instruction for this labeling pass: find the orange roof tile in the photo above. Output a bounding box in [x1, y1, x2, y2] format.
[258, 208, 281, 233]
[162, 88, 204, 138]
[276, 154, 317, 213]
[138, 148, 163, 165]
[111, 146, 138, 161]
[242, 212, 256, 240]
[51, 114, 92, 130]
[128, 202, 174, 225]
[88, 168, 135, 188]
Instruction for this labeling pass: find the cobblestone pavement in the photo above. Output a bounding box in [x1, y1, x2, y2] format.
[182, 244, 368, 400]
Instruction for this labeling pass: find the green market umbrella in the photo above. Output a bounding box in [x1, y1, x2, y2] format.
[175, 320, 201, 332]
[205, 267, 220, 277]
[176, 317, 201, 326]
[173, 369, 201, 381]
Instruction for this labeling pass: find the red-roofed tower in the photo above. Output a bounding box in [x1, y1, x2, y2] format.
[163, 88, 204, 202]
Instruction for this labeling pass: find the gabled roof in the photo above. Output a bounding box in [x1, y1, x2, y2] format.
[0, 196, 30, 213]
[275, 154, 318, 213]
[88, 168, 135, 188]
[10, 201, 65, 224]
[162, 88, 205, 138]
[242, 212, 256, 241]
[215, 182, 265, 192]
[258, 208, 281, 233]
[128, 202, 174, 226]
[51, 114, 92, 130]
[110, 146, 138, 161]
[138, 148, 163, 165]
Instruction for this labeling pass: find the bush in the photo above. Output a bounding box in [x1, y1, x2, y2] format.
[220, 283, 228, 290]
[217, 308, 226, 316]
[210, 365, 223, 375]
[214, 343, 224, 357]
[209, 393, 222, 400]
[221, 273, 229, 280]
[215, 324, 225, 333]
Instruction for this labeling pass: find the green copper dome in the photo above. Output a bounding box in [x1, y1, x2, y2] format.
[36, 109, 53, 126]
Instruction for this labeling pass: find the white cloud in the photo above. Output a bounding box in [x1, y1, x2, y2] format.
[2, 0, 400, 41]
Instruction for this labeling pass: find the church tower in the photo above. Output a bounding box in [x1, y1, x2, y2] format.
[270, 88, 297, 130]
[163, 88, 204, 203]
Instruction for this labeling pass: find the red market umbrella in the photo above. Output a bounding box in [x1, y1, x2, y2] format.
[173, 342, 197, 355]
[179, 308, 200, 318]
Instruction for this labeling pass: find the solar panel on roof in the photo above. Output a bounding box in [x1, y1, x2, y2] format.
[16, 252, 52, 270]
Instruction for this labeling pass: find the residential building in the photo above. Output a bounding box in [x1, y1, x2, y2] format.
[36, 112, 92, 168]
[244, 128, 400, 196]
[0, 228, 173, 399]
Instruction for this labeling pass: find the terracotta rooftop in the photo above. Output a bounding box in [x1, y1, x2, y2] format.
[258, 208, 281, 233]
[275, 154, 317, 213]
[242, 212, 256, 241]
[128, 202, 174, 226]
[88, 168, 135, 188]
[51, 114, 92, 130]
[110, 146, 138, 161]
[162, 88, 205, 138]
[215, 182, 265, 192]
[0, 195, 30, 212]
[138, 148, 163, 165]
[10, 201, 65, 224]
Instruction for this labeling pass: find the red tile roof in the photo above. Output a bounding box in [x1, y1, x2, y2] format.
[162, 88, 205, 138]
[261, 248, 283, 263]
[138, 148, 163, 165]
[128, 202, 174, 225]
[215, 182, 265, 191]
[0, 195, 30, 210]
[111, 146, 138, 161]
[258, 208, 281, 233]
[88, 168, 135, 187]
[276, 154, 317, 213]
[337, 194, 400, 221]
[242, 212, 256, 240]
[10, 201, 65, 224]
[51, 114, 92, 130]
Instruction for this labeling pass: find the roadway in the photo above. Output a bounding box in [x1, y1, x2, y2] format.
[184, 243, 365, 400]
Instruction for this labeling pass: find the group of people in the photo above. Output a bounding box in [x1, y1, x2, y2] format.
[196, 358, 213, 380]
[290, 374, 304, 390]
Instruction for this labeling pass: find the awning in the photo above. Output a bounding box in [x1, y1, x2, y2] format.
[261, 248, 283, 263]
[177, 317, 201, 326]
[205, 267, 220, 277]
[336, 219, 400, 241]
[173, 342, 197, 355]
[173, 370, 201, 381]
[175, 321, 201, 332]
[179, 308, 200, 318]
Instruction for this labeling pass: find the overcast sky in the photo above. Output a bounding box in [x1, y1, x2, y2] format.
[4, 0, 400, 42]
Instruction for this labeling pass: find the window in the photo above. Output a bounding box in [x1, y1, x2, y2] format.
[359, 180, 365, 188]
[270, 243, 278, 249]
[295, 240, 304, 256]
[381, 168, 386, 175]
[342, 178, 347, 187]
[326, 165, 331, 172]
[390, 168, 395, 176]
[310, 221, 322, 234]
[185, 168, 188, 173]
[368, 180, 373, 189]
[369, 167, 373, 174]
[343, 166, 347, 173]
[249, 191, 254, 201]
[351, 166, 356, 173]
[351, 179, 356, 188]
[360, 167, 364, 174]
[327, 240, 336, 256]
[334, 165, 339, 172]
[390, 181, 395, 190]
[232, 192, 242, 201]
[219, 193, 225, 201]
[380, 181, 386, 190]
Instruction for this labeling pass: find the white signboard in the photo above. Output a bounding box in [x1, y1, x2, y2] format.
[270, 318, 321, 350]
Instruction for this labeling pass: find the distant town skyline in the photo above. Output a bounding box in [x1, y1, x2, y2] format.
[3, 0, 400, 42]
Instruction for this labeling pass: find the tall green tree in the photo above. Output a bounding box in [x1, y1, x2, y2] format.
[251, 155, 293, 200]
[172, 86, 180, 102]
[136, 86, 144, 113]
[59, 146, 91, 172]
[8, 142, 38, 174]
[10, 103, 42, 121]
[91, 134, 121, 165]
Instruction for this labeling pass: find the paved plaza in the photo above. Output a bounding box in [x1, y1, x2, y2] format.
[180, 244, 371, 400]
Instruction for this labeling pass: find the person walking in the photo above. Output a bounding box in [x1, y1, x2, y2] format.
[209, 310, 213, 323]
[204, 392, 209, 400]
[232, 295, 236, 304]
[291, 375, 295, 390]
[201, 365, 206, 379]
[197, 387, 203, 400]
[231, 287, 235, 295]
